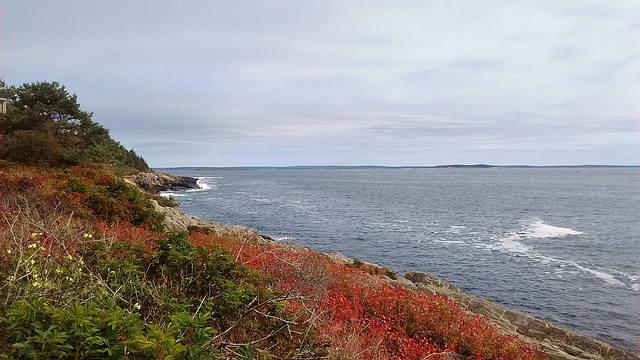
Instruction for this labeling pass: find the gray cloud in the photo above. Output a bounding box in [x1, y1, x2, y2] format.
[2, 0, 638, 166]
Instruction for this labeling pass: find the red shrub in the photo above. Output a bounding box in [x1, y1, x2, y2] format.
[94, 221, 160, 257]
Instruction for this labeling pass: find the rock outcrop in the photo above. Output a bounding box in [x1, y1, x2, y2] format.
[402, 271, 639, 360]
[129, 172, 199, 194]
[151, 199, 274, 245]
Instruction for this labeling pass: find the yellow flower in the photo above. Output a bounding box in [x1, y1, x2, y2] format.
[6, 249, 11, 254]
[133, 303, 141, 310]
[82, 233, 93, 239]
[28, 243, 37, 249]
[31, 232, 43, 238]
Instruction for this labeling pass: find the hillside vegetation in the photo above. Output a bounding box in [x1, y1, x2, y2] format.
[0, 80, 149, 174]
[0, 81, 547, 359]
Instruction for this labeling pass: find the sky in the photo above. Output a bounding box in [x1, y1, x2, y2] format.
[2, 1, 639, 167]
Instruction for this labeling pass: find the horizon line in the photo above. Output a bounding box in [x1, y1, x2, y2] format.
[154, 164, 640, 170]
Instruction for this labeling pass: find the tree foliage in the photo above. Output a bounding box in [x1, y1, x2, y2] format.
[0, 80, 149, 173]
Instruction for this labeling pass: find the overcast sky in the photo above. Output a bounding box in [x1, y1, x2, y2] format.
[2, 1, 639, 167]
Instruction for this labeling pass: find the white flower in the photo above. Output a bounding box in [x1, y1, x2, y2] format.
[133, 303, 141, 310]
[6, 249, 11, 254]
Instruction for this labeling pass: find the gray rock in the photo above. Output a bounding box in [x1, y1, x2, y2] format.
[128, 171, 199, 194]
[151, 199, 274, 245]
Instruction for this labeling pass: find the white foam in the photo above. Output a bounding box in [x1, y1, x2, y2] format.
[489, 220, 632, 288]
[523, 220, 583, 239]
[498, 234, 532, 254]
[197, 178, 212, 190]
[570, 262, 625, 286]
[492, 220, 581, 256]
[275, 237, 297, 243]
[159, 191, 186, 197]
[185, 177, 213, 192]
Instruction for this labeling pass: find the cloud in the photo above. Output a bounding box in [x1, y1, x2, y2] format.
[2, 0, 638, 166]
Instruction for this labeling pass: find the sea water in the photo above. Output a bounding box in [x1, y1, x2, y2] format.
[158, 167, 640, 353]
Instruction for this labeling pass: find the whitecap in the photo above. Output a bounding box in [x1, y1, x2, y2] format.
[570, 262, 625, 286]
[159, 191, 186, 197]
[495, 233, 532, 254]
[275, 237, 297, 243]
[523, 220, 583, 239]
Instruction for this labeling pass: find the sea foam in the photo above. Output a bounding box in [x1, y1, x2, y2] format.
[186, 177, 213, 192]
[523, 220, 583, 239]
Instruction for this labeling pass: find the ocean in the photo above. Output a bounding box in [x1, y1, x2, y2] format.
[158, 167, 640, 353]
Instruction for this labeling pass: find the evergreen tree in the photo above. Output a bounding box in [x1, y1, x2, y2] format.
[0, 80, 150, 172]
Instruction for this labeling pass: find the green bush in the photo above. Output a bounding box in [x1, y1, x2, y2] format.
[0, 297, 218, 360]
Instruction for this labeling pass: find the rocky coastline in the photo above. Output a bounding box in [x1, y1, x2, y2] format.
[128, 171, 200, 194]
[134, 171, 639, 360]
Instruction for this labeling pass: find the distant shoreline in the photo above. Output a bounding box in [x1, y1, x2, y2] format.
[156, 164, 640, 171]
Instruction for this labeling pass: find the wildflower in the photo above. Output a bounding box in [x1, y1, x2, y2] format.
[31, 232, 43, 238]
[55, 267, 63, 274]
[133, 303, 141, 310]
[32, 281, 41, 288]
[28, 243, 37, 249]
[30, 259, 36, 265]
[82, 233, 93, 239]
[6, 249, 11, 254]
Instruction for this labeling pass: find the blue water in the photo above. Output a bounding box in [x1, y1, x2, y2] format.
[158, 167, 640, 353]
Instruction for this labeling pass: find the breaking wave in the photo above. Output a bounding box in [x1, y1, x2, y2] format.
[492, 219, 632, 289]
[521, 220, 583, 238]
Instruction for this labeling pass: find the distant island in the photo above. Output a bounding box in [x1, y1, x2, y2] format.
[157, 164, 639, 171]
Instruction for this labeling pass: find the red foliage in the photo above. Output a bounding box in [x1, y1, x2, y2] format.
[230, 242, 547, 360]
[94, 221, 160, 257]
